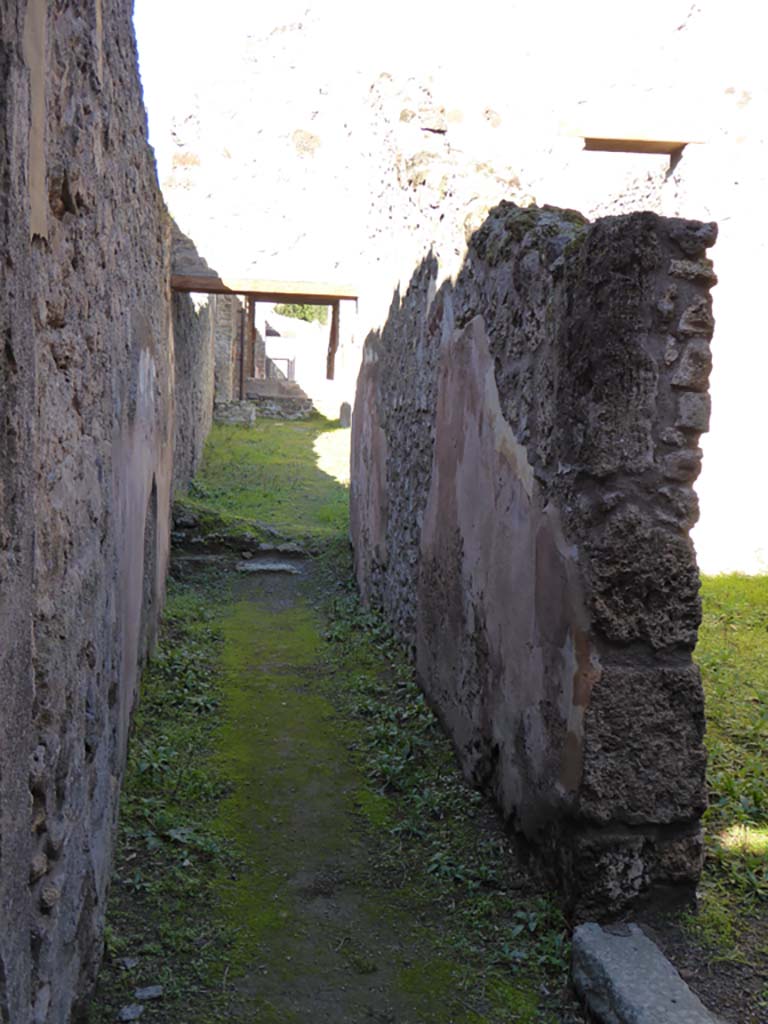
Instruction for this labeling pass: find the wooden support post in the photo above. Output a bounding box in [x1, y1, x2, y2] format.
[327, 300, 340, 381]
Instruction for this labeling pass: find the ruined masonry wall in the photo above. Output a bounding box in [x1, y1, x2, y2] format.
[0, 3, 214, 1021]
[213, 294, 243, 402]
[351, 203, 717, 918]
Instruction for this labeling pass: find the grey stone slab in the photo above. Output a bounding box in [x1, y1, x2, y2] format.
[257, 542, 307, 556]
[572, 923, 725, 1024]
[134, 984, 163, 1001]
[236, 560, 301, 575]
[117, 1006, 145, 1022]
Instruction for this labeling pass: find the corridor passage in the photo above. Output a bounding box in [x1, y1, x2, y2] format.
[86, 416, 582, 1024]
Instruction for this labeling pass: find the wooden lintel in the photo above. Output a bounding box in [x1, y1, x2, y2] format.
[326, 301, 340, 381]
[583, 138, 687, 156]
[171, 274, 358, 303]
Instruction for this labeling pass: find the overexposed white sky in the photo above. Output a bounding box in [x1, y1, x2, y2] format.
[133, 0, 764, 193]
[133, 0, 722, 147]
[132, 0, 768, 574]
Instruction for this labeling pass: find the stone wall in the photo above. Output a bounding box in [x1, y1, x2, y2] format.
[245, 395, 314, 420]
[213, 400, 258, 427]
[213, 294, 243, 402]
[351, 202, 717, 918]
[0, 3, 213, 1020]
[172, 293, 215, 493]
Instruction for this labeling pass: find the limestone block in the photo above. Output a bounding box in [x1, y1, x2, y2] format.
[656, 286, 678, 324]
[664, 336, 680, 364]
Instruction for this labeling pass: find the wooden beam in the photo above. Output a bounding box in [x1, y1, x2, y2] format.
[171, 274, 358, 303]
[583, 137, 687, 155]
[326, 300, 340, 381]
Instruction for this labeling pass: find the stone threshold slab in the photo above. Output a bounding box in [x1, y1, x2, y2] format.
[572, 923, 726, 1024]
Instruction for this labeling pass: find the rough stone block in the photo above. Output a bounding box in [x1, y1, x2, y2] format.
[660, 448, 703, 482]
[585, 506, 701, 650]
[671, 339, 712, 392]
[658, 485, 700, 528]
[580, 665, 707, 825]
[668, 219, 718, 257]
[676, 392, 711, 433]
[669, 258, 717, 284]
[677, 297, 714, 338]
[214, 400, 257, 426]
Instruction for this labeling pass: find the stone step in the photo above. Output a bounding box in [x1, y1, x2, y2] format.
[245, 378, 308, 399]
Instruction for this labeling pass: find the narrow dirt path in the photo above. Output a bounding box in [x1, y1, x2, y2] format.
[211, 563, 465, 1023]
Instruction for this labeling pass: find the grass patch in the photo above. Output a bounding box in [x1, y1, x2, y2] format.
[692, 573, 768, 956]
[182, 418, 349, 543]
[86, 572, 239, 1022]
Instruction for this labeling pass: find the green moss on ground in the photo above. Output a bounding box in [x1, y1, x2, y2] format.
[209, 596, 354, 970]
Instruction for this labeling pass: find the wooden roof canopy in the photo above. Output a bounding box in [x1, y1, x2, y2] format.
[171, 274, 358, 382]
